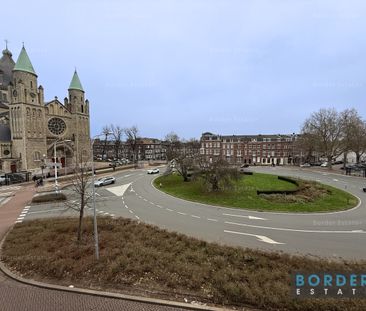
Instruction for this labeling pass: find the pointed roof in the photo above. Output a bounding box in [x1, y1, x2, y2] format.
[68, 70, 84, 92]
[0, 45, 15, 87]
[13, 46, 37, 76]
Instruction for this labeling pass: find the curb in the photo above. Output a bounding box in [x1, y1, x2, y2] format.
[0, 230, 230, 311]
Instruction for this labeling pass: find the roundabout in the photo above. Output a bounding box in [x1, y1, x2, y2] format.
[21, 166, 366, 260]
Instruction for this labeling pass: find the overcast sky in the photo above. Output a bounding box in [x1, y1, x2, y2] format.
[3, 0, 366, 139]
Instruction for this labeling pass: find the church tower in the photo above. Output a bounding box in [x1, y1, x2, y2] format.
[9, 46, 46, 170]
[65, 70, 90, 161]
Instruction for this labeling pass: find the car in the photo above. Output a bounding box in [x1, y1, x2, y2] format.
[0, 175, 9, 185]
[241, 164, 249, 168]
[94, 176, 116, 187]
[320, 162, 328, 167]
[147, 168, 160, 174]
[300, 163, 311, 167]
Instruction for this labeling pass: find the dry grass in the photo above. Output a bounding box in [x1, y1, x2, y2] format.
[259, 181, 330, 204]
[31, 192, 67, 203]
[2, 217, 366, 310]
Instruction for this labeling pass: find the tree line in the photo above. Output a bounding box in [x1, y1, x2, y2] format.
[298, 108, 366, 167]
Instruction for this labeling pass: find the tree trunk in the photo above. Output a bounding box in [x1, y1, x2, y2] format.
[356, 152, 360, 164]
[77, 195, 85, 242]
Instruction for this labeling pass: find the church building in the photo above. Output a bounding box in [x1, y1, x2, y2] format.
[0, 44, 91, 174]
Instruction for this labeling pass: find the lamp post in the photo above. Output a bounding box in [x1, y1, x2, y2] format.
[54, 139, 72, 193]
[91, 132, 112, 260]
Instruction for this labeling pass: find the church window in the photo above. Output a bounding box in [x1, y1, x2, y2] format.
[30, 81, 33, 88]
[81, 105, 84, 113]
[34, 151, 41, 161]
[48, 117, 67, 135]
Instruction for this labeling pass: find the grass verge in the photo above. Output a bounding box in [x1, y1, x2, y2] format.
[154, 173, 357, 212]
[1, 217, 366, 311]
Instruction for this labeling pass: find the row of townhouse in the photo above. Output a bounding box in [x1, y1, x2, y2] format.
[93, 138, 167, 161]
[200, 132, 298, 165]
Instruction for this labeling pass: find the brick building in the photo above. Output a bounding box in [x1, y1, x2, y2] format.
[200, 132, 297, 165]
[93, 137, 167, 161]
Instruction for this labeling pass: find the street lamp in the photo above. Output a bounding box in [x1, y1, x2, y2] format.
[91, 132, 112, 260]
[54, 139, 72, 193]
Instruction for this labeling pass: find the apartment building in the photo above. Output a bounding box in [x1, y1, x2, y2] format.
[200, 132, 297, 165]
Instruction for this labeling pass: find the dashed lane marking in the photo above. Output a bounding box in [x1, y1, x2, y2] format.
[207, 218, 218, 222]
[166, 208, 173, 212]
[191, 215, 200, 219]
[177, 212, 187, 216]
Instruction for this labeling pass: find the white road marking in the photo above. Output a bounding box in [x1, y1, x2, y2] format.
[106, 183, 132, 196]
[223, 213, 267, 221]
[157, 205, 163, 208]
[177, 212, 187, 216]
[0, 192, 14, 197]
[143, 198, 148, 202]
[333, 179, 339, 182]
[166, 208, 173, 212]
[15, 220, 23, 223]
[149, 201, 155, 205]
[129, 210, 133, 214]
[207, 218, 218, 222]
[28, 208, 67, 215]
[225, 221, 366, 234]
[225, 230, 285, 245]
[110, 214, 115, 217]
[191, 215, 200, 219]
[135, 215, 140, 220]
[95, 193, 101, 196]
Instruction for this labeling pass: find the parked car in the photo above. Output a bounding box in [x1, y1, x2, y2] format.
[310, 162, 322, 166]
[300, 163, 311, 167]
[94, 176, 116, 187]
[147, 168, 160, 174]
[332, 160, 344, 165]
[0, 175, 9, 185]
[320, 162, 328, 167]
[6, 173, 25, 184]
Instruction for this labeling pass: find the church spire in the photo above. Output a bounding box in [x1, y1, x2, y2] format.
[68, 70, 84, 92]
[13, 45, 37, 76]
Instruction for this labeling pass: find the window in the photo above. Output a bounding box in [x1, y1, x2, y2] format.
[48, 117, 67, 135]
[34, 151, 41, 161]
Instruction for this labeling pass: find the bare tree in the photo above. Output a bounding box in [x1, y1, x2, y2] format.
[110, 124, 124, 159]
[124, 126, 139, 164]
[198, 157, 239, 192]
[293, 133, 318, 164]
[101, 125, 111, 160]
[64, 154, 93, 242]
[164, 132, 180, 161]
[343, 109, 366, 164]
[301, 108, 346, 168]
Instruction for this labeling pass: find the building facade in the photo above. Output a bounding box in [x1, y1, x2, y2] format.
[0, 45, 90, 174]
[200, 132, 296, 165]
[93, 138, 167, 161]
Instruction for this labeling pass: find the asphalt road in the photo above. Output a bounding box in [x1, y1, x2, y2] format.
[23, 166, 366, 260]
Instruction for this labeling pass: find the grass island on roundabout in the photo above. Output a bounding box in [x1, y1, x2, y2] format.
[154, 172, 358, 213]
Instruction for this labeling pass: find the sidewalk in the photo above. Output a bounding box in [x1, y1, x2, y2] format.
[0, 186, 35, 240]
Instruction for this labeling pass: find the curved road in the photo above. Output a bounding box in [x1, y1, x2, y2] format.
[24, 166, 366, 260]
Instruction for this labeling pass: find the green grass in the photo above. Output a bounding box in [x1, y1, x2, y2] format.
[2, 217, 366, 311]
[154, 173, 357, 212]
